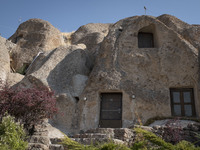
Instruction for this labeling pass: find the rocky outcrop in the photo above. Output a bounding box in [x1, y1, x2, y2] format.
[0, 36, 14, 81]
[28, 120, 65, 150]
[9, 19, 65, 72]
[7, 15, 200, 136]
[77, 15, 199, 131]
[17, 44, 91, 134]
[71, 23, 111, 51]
[71, 23, 111, 67]
[157, 14, 200, 49]
[7, 73, 24, 87]
[149, 120, 200, 145]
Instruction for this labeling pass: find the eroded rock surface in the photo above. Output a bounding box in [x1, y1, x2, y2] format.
[18, 44, 91, 134]
[9, 19, 65, 72]
[71, 23, 111, 51]
[77, 15, 199, 132]
[7, 15, 200, 135]
[0, 36, 14, 81]
[71, 23, 111, 67]
[157, 14, 200, 49]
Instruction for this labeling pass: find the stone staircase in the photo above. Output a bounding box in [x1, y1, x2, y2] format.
[70, 128, 135, 146]
[28, 124, 135, 149]
[49, 138, 64, 150]
[28, 122, 64, 150]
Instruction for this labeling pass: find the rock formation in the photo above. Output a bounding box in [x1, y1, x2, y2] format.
[0, 36, 14, 82]
[0, 14, 199, 136]
[71, 23, 111, 52]
[157, 14, 200, 49]
[9, 19, 65, 72]
[76, 15, 199, 132]
[71, 23, 111, 68]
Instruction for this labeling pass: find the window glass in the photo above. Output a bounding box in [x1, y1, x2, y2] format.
[174, 105, 181, 116]
[170, 88, 195, 117]
[183, 92, 191, 103]
[184, 105, 192, 116]
[173, 92, 180, 103]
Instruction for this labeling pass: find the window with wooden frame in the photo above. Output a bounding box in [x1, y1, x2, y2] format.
[170, 88, 196, 117]
[138, 32, 154, 48]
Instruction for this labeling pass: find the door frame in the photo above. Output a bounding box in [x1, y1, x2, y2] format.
[99, 92, 123, 128]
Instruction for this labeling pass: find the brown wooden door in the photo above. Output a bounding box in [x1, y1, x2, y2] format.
[99, 93, 122, 128]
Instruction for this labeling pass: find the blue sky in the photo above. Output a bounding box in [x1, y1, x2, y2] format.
[0, 0, 200, 39]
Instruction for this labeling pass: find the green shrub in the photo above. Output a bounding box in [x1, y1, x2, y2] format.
[61, 136, 131, 150]
[132, 128, 174, 150]
[0, 114, 28, 150]
[133, 127, 200, 150]
[98, 142, 130, 150]
[175, 140, 200, 150]
[61, 135, 84, 150]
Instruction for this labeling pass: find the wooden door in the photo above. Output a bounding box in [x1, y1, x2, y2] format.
[99, 93, 122, 128]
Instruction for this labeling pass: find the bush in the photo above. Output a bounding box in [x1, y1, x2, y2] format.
[61, 135, 83, 150]
[133, 127, 174, 150]
[175, 140, 200, 150]
[0, 114, 28, 150]
[98, 142, 130, 150]
[61, 136, 131, 150]
[133, 127, 200, 150]
[0, 81, 57, 130]
[162, 118, 183, 144]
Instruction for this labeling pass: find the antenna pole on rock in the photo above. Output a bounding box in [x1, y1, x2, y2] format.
[144, 6, 147, 15]
[18, 17, 22, 24]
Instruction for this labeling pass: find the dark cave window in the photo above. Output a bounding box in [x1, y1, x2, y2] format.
[138, 32, 154, 48]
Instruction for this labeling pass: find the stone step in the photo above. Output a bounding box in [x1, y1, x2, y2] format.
[73, 133, 109, 138]
[28, 143, 49, 150]
[113, 128, 135, 140]
[85, 128, 135, 140]
[71, 137, 109, 145]
[28, 135, 50, 145]
[32, 130, 49, 136]
[49, 144, 64, 150]
[85, 128, 115, 134]
[50, 138, 63, 144]
[71, 128, 136, 146]
[71, 137, 126, 145]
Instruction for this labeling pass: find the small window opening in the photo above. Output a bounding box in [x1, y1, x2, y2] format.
[74, 97, 80, 103]
[170, 88, 196, 117]
[118, 28, 123, 32]
[138, 24, 157, 48]
[138, 32, 154, 48]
